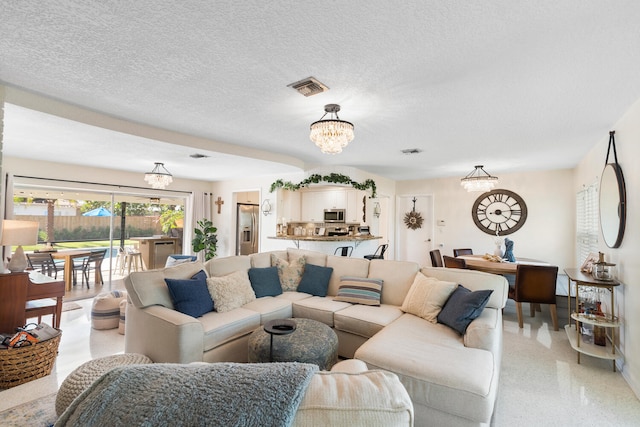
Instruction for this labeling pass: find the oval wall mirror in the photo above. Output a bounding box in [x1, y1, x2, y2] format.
[599, 162, 626, 248]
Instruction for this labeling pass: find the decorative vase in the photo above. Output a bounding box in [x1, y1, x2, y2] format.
[493, 238, 504, 258]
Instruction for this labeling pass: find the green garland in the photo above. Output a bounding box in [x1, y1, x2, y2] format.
[270, 173, 377, 198]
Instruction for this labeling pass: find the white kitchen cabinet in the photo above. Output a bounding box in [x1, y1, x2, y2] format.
[300, 189, 347, 222]
[347, 190, 366, 222]
[277, 189, 300, 222]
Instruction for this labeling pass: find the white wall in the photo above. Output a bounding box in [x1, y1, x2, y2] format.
[396, 168, 575, 270]
[574, 98, 640, 397]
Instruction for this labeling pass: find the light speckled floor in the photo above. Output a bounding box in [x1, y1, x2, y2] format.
[1, 296, 638, 425]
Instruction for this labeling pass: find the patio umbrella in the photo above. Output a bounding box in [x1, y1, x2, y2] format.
[82, 207, 112, 217]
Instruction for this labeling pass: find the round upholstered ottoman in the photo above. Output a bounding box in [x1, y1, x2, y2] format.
[248, 318, 338, 370]
[55, 353, 152, 416]
[91, 290, 128, 330]
[118, 299, 127, 335]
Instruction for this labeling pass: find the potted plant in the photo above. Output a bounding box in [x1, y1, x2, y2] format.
[192, 219, 218, 261]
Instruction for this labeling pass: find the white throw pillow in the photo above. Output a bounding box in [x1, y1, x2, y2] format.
[206, 270, 256, 313]
[401, 272, 457, 323]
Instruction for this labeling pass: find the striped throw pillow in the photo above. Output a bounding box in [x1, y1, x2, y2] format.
[334, 276, 383, 306]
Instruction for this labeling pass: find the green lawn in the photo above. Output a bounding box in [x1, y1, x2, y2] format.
[23, 240, 139, 252]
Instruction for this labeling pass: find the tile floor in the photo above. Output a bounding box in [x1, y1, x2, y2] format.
[1, 288, 639, 425]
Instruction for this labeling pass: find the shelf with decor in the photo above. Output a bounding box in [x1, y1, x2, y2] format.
[564, 267, 621, 371]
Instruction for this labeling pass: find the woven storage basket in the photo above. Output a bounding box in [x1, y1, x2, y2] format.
[0, 332, 61, 389]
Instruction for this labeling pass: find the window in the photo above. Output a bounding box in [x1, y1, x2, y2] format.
[576, 183, 598, 266]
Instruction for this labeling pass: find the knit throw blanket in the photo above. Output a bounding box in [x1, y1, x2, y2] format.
[55, 362, 318, 427]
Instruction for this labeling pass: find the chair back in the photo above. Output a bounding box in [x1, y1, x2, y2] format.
[429, 249, 443, 267]
[377, 244, 388, 258]
[443, 255, 467, 269]
[85, 249, 107, 267]
[334, 246, 354, 257]
[453, 248, 473, 257]
[513, 264, 558, 304]
[26, 253, 58, 276]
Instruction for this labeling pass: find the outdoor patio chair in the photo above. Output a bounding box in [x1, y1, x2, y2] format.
[74, 249, 107, 288]
[27, 252, 64, 279]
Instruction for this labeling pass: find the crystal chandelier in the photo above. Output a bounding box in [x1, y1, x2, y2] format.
[460, 165, 499, 192]
[309, 104, 354, 154]
[144, 162, 173, 189]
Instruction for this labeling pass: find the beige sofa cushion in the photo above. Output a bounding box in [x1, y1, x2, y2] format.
[294, 369, 414, 426]
[401, 273, 457, 323]
[355, 314, 497, 424]
[420, 267, 508, 309]
[250, 251, 287, 268]
[287, 248, 327, 267]
[368, 260, 419, 306]
[126, 261, 207, 309]
[242, 297, 293, 323]
[293, 296, 352, 327]
[334, 304, 403, 338]
[199, 308, 261, 352]
[206, 256, 251, 277]
[326, 255, 370, 296]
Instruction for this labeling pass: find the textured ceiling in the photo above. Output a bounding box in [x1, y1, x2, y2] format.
[2, 1, 640, 182]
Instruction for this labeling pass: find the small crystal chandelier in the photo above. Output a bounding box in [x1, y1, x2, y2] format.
[144, 162, 173, 189]
[309, 104, 354, 154]
[460, 165, 499, 192]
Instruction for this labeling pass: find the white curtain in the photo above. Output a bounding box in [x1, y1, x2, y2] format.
[185, 192, 213, 256]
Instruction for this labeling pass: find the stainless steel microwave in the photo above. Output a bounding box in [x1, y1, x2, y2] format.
[324, 209, 346, 223]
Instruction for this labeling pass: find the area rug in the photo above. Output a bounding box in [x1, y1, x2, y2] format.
[61, 302, 82, 312]
[0, 392, 57, 427]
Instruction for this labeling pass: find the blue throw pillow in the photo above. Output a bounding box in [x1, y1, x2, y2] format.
[437, 285, 493, 334]
[248, 267, 283, 297]
[297, 264, 334, 297]
[165, 270, 214, 318]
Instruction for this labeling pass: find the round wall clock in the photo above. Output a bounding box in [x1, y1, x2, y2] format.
[472, 189, 528, 235]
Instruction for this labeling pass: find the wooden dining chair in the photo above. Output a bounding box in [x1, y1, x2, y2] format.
[443, 255, 467, 269]
[453, 248, 473, 257]
[429, 249, 443, 267]
[509, 264, 559, 331]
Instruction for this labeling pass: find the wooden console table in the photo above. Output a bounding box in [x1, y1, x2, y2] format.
[0, 272, 64, 334]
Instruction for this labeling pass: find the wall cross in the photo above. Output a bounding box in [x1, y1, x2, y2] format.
[215, 196, 224, 214]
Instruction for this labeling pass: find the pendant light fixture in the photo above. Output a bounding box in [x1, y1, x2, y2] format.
[309, 104, 354, 154]
[144, 162, 173, 189]
[460, 165, 499, 192]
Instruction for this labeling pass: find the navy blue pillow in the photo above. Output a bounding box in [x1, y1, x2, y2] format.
[248, 267, 283, 297]
[165, 270, 214, 318]
[437, 285, 493, 334]
[297, 264, 334, 297]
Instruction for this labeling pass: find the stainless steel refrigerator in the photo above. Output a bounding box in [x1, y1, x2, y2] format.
[236, 203, 259, 255]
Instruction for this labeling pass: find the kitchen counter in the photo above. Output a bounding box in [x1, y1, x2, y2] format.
[269, 234, 380, 249]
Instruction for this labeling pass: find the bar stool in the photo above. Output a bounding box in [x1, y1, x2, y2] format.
[334, 246, 354, 257]
[119, 247, 145, 275]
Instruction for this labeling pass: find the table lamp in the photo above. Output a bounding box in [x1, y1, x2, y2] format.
[1, 219, 39, 273]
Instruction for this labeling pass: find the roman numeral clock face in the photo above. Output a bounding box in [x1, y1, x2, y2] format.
[472, 189, 528, 235]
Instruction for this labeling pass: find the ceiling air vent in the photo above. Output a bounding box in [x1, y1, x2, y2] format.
[401, 148, 423, 155]
[190, 153, 209, 159]
[287, 77, 329, 97]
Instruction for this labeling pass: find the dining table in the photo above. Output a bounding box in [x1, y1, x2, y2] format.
[51, 249, 93, 291]
[456, 254, 551, 275]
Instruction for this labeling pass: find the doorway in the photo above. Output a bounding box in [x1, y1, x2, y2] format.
[396, 195, 434, 266]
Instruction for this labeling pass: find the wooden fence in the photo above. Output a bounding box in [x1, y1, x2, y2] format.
[16, 215, 163, 241]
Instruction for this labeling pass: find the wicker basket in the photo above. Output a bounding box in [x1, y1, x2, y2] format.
[0, 332, 61, 389]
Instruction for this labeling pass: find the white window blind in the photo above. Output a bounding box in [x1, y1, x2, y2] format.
[576, 183, 599, 265]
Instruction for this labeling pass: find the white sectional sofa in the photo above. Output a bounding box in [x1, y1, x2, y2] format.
[124, 248, 508, 427]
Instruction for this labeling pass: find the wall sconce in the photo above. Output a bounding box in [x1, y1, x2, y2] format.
[373, 202, 381, 218]
[261, 199, 272, 216]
